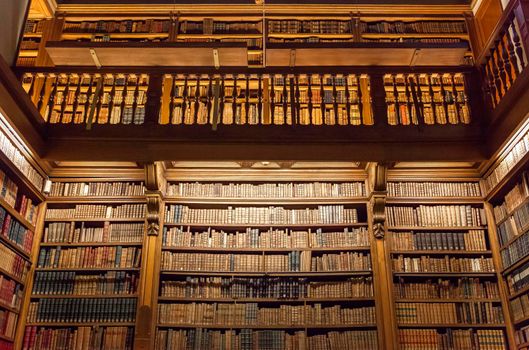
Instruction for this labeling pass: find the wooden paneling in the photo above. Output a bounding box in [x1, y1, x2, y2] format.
[474, 0, 503, 53]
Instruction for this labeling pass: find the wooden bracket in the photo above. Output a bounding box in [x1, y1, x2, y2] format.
[289, 49, 296, 67]
[369, 162, 388, 239]
[213, 49, 220, 69]
[144, 162, 166, 236]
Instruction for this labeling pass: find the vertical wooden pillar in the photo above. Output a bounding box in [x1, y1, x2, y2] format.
[135, 162, 165, 350]
[367, 163, 397, 350]
[369, 74, 387, 127]
[14, 201, 47, 350]
[484, 202, 517, 350]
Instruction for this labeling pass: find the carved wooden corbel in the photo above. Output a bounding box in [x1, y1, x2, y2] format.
[370, 163, 388, 240]
[144, 162, 165, 236]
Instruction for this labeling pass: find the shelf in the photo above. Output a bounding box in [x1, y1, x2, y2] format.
[31, 294, 138, 299]
[157, 323, 377, 330]
[0, 196, 36, 231]
[393, 272, 497, 278]
[0, 267, 25, 285]
[362, 33, 469, 39]
[386, 197, 484, 204]
[0, 234, 31, 261]
[46, 41, 248, 67]
[40, 242, 143, 247]
[45, 218, 145, 223]
[0, 301, 19, 314]
[26, 322, 135, 327]
[515, 314, 529, 326]
[265, 42, 469, 67]
[397, 323, 505, 328]
[0, 334, 14, 343]
[502, 253, 529, 276]
[518, 341, 529, 349]
[23, 33, 42, 38]
[486, 150, 529, 203]
[164, 223, 367, 229]
[62, 33, 169, 40]
[161, 270, 372, 277]
[162, 246, 371, 253]
[509, 285, 529, 300]
[157, 296, 374, 303]
[268, 33, 354, 39]
[46, 196, 146, 203]
[36, 267, 140, 272]
[177, 33, 263, 39]
[388, 226, 486, 231]
[395, 298, 502, 303]
[390, 250, 491, 256]
[164, 197, 368, 205]
[0, 151, 44, 202]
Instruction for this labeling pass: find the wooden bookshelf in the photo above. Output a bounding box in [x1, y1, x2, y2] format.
[156, 179, 379, 349]
[387, 180, 511, 349]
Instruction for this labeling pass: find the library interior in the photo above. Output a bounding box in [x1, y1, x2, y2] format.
[0, 0, 529, 349]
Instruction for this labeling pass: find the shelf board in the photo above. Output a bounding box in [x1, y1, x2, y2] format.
[161, 270, 372, 277]
[387, 226, 486, 231]
[509, 285, 529, 300]
[0, 197, 36, 231]
[26, 322, 135, 327]
[164, 197, 368, 205]
[18, 50, 39, 57]
[162, 246, 371, 253]
[502, 253, 529, 276]
[157, 323, 377, 329]
[386, 197, 483, 204]
[46, 41, 248, 67]
[40, 242, 143, 247]
[514, 314, 529, 326]
[0, 334, 14, 343]
[36, 267, 140, 272]
[486, 150, 529, 203]
[31, 294, 138, 299]
[397, 323, 505, 328]
[395, 298, 502, 303]
[164, 222, 367, 229]
[62, 32, 169, 40]
[390, 250, 491, 256]
[266, 42, 469, 67]
[46, 196, 146, 203]
[495, 196, 529, 227]
[177, 33, 263, 39]
[0, 267, 25, 285]
[499, 228, 529, 252]
[362, 33, 469, 39]
[0, 301, 19, 314]
[45, 218, 145, 223]
[157, 296, 374, 303]
[0, 234, 31, 261]
[393, 272, 497, 278]
[23, 33, 43, 38]
[518, 341, 529, 349]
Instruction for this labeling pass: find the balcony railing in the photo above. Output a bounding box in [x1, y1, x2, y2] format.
[480, 0, 529, 110]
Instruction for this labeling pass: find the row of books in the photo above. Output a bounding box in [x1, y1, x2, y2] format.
[160, 277, 373, 300]
[19, 40, 40, 50]
[516, 324, 529, 349]
[393, 277, 499, 300]
[47, 104, 146, 126]
[32, 271, 138, 296]
[387, 181, 481, 198]
[165, 205, 359, 225]
[398, 329, 505, 350]
[506, 259, 529, 294]
[155, 329, 378, 350]
[389, 230, 488, 251]
[482, 127, 529, 194]
[496, 217, 519, 247]
[37, 246, 142, 269]
[0, 310, 17, 338]
[512, 289, 529, 322]
[162, 227, 369, 249]
[48, 181, 145, 197]
[392, 255, 495, 273]
[0, 275, 22, 310]
[166, 181, 366, 198]
[45, 204, 146, 219]
[387, 97, 470, 126]
[161, 251, 371, 272]
[63, 20, 171, 34]
[27, 298, 137, 323]
[361, 20, 467, 34]
[0, 244, 30, 280]
[15, 57, 36, 67]
[0, 126, 44, 191]
[0, 170, 18, 208]
[0, 339, 12, 350]
[386, 205, 486, 227]
[493, 173, 529, 222]
[500, 228, 529, 269]
[396, 302, 504, 324]
[179, 20, 262, 34]
[157, 303, 376, 325]
[24, 20, 45, 34]
[0, 207, 34, 254]
[23, 326, 134, 350]
[43, 222, 144, 244]
[267, 20, 352, 34]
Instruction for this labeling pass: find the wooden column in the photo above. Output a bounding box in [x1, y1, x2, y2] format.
[134, 162, 165, 350]
[14, 201, 47, 350]
[484, 202, 517, 350]
[367, 163, 397, 350]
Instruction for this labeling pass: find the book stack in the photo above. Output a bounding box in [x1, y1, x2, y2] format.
[386, 205, 486, 227]
[396, 302, 504, 324]
[49, 181, 145, 197]
[362, 20, 467, 34]
[45, 204, 146, 219]
[392, 255, 494, 273]
[63, 20, 171, 34]
[388, 181, 481, 197]
[37, 246, 142, 269]
[390, 230, 487, 251]
[44, 222, 144, 243]
[394, 277, 499, 299]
